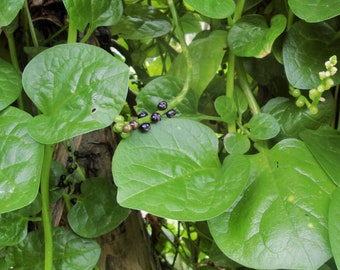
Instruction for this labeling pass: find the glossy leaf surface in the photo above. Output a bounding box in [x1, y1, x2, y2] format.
[209, 139, 335, 269]
[300, 126, 340, 186]
[6, 227, 100, 269]
[112, 119, 250, 221]
[0, 59, 21, 111]
[0, 0, 24, 27]
[68, 178, 130, 238]
[22, 43, 129, 144]
[288, 0, 340, 23]
[245, 113, 280, 140]
[0, 212, 27, 246]
[184, 0, 235, 19]
[283, 21, 340, 89]
[223, 133, 250, 154]
[262, 96, 335, 141]
[168, 30, 227, 98]
[63, 0, 123, 32]
[214, 95, 237, 123]
[111, 4, 171, 39]
[329, 188, 340, 269]
[135, 76, 198, 116]
[228, 14, 286, 58]
[0, 107, 44, 214]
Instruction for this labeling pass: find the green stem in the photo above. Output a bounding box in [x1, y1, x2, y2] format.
[236, 60, 261, 115]
[80, 26, 95, 43]
[41, 24, 69, 46]
[233, 0, 246, 23]
[167, 0, 192, 108]
[41, 144, 55, 270]
[286, 8, 294, 30]
[67, 20, 78, 43]
[24, 0, 39, 47]
[226, 51, 236, 133]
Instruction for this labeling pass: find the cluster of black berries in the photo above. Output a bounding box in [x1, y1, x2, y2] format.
[112, 101, 177, 136]
[58, 147, 79, 188]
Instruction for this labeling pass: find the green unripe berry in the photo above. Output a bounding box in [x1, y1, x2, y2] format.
[295, 96, 305, 107]
[291, 89, 301, 98]
[120, 132, 130, 139]
[114, 115, 125, 123]
[309, 105, 318, 115]
[309, 89, 319, 100]
[112, 122, 124, 133]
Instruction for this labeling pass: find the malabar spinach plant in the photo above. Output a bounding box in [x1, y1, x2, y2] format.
[1, 0, 340, 269]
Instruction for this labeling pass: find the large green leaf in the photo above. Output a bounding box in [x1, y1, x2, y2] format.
[68, 178, 130, 238]
[22, 43, 129, 144]
[288, 0, 340, 23]
[329, 188, 340, 269]
[112, 118, 250, 221]
[135, 76, 198, 116]
[111, 4, 171, 39]
[262, 96, 335, 141]
[6, 227, 100, 270]
[63, 0, 123, 32]
[0, 59, 21, 111]
[209, 139, 335, 269]
[0, 212, 27, 246]
[168, 30, 227, 98]
[228, 14, 286, 58]
[0, 0, 24, 27]
[0, 107, 44, 214]
[300, 126, 340, 186]
[184, 0, 235, 19]
[283, 21, 340, 89]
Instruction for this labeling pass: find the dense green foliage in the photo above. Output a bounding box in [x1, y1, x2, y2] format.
[1, 0, 340, 269]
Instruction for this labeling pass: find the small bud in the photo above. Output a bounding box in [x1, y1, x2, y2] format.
[309, 89, 318, 100]
[296, 96, 305, 107]
[330, 66, 337, 75]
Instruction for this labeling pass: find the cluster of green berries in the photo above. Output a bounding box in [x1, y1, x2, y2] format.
[290, 55, 337, 114]
[112, 101, 177, 138]
[58, 146, 79, 187]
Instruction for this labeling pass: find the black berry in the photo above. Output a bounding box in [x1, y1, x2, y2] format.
[67, 156, 73, 163]
[74, 151, 79, 157]
[139, 123, 151, 132]
[129, 120, 139, 130]
[151, 112, 162, 123]
[166, 109, 176, 118]
[58, 181, 66, 188]
[60, 174, 66, 181]
[67, 146, 72, 152]
[68, 167, 74, 174]
[138, 111, 148, 118]
[157, 101, 168, 110]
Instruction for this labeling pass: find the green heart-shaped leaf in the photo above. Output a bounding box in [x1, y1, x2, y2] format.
[112, 119, 250, 221]
[6, 227, 100, 270]
[0, 107, 44, 214]
[63, 0, 123, 32]
[0, 212, 28, 246]
[0, 0, 24, 27]
[288, 0, 340, 23]
[68, 178, 130, 238]
[22, 43, 129, 144]
[300, 126, 340, 186]
[228, 14, 286, 58]
[111, 4, 171, 39]
[283, 21, 340, 89]
[0, 59, 21, 111]
[214, 95, 237, 123]
[209, 139, 335, 269]
[223, 132, 250, 155]
[329, 188, 340, 269]
[168, 30, 227, 98]
[184, 0, 235, 19]
[245, 113, 280, 140]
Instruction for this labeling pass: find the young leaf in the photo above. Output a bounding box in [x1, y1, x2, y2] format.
[0, 0, 24, 27]
[244, 113, 280, 140]
[262, 96, 335, 140]
[184, 0, 235, 19]
[135, 76, 198, 116]
[68, 178, 130, 238]
[283, 21, 340, 89]
[0, 212, 28, 246]
[111, 4, 171, 39]
[168, 30, 228, 98]
[228, 14, 286, 58]
[0, 59, 21, 111]
[63, 0, 123, 32]
[288, 0, 340, 23]
[6, 227, 101, 270]
[214, 95, 237, 123]
[329, 188, 340, 269]
[0, 107, 44, 214]
[300, 126, 340, 186]
[208, 139, 335, 269]
[22, 43, 129, 144]
[223, 132, 250, 154]
[112, 119, 250, 221]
